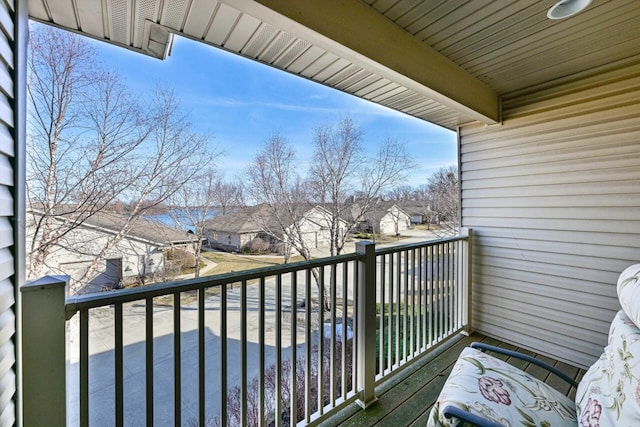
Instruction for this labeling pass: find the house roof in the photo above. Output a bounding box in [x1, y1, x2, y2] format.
[204, 203, 349, 234]
[29, 209, 193, 246]
[29, 1, 640, 130]
[203, 204, 268, 234]
[347, 201, 410, 224]
[398, 201, 431, 217]
[84, 212, 194, 244]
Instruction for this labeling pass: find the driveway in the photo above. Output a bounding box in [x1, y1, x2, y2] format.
[66, 228, 442, 426]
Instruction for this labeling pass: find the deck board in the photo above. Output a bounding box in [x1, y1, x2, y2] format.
[325, 332, 586, 426]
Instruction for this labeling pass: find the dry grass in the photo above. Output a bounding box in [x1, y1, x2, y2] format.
[200, 251, 305, 276]
[154, 252, 306, 306]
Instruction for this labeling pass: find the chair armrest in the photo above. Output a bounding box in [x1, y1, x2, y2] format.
[442, 405, 504, 427]
[470, 342, 578, 388]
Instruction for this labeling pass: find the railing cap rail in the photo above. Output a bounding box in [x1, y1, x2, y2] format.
[374, 233, 468, 256]
[64, 252, 361, 318]
[64, 232, 470, 318]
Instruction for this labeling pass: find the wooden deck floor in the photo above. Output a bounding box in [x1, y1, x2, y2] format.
[321, 332, 585, 427]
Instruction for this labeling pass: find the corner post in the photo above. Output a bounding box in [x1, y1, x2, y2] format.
[461, 228, 473, 335]
[21, 275, 68, 426]
[355, 241, 377, 409]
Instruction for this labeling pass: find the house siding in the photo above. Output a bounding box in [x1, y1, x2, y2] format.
[460, 62, 640, 369]
[379, 207, 411, 235]
[1, 1, 23, 425]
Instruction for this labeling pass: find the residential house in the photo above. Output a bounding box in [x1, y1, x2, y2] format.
[398, 201, 434, 225]
[204, 204, 348, 252]
[203, 205, 265, 251]
[3, 1, 639, 426]
[348, 201, 412, 235]
[27, 210, 195, 293]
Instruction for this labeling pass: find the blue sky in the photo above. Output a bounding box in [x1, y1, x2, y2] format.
[87, 34, 456, 187]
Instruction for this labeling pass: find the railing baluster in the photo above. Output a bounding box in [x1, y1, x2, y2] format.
[418, 247, 424, 352]
[388, 252, 393, 369]
[305, 268, 312, 423]
[241, 280, 248, 427]
[444, 242, 449, 336]
[379, 253, 385, 375]
[80, 309, 89, 427]
[318, 266, 325, 415]
[146, 297, 154, 426]
[198, 289, 205, 427]
[173, 292, 181, 426]
[259, 276, 266, 427]
[115, 303, 124, 427]
[290, 272, 298, 426]
[330, 264, 337, 406]
[403, 249, 409, 361]
[411, 248, 416, 357]
[455, 240, 460, 329]
[352, 258, 359, 396]
[395, 251, 401, 366]
[341, 260, 348, 398]
[275, 274, 282, 427]
[429, 245, 434, 347]
[450, 241, 456, 332]
[438, 243, 444, 342]
[221, 282, 228, 426]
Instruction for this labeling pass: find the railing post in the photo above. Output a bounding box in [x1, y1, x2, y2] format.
[355, 241, 377, 409]
[21, 275, 68, 427]
[460, 228, 473, 335]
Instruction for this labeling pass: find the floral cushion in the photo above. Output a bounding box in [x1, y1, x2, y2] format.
[575, 311, 640, 426]
[617, 264, 640, 328]
[427, 347, 577, 427]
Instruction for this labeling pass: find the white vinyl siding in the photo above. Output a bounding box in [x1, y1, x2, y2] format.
[460, 62, 640, 369]
[0, 0, 19, 425]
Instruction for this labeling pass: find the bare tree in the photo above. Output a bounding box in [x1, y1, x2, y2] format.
[211, 178, 244, 215]
[26, 26, 214, 291]
[310, 117, 414, 255]
[168, 168, 220, 278]
[413, 183, 436, 229]
[244, 133, 314, 263]
[386, 185, 414, 202]
[427, 165, 460, 236]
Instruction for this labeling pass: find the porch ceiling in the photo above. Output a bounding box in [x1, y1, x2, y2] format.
[28, 0, 640, 130]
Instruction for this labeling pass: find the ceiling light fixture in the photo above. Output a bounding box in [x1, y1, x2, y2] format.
[547, 0, 592, 19]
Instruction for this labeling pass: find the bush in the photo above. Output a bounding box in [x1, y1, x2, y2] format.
[208, 240, 239, 253]
[165, 247, 197, 268]
[205, 338, 354, 426]
[248, 237, 271, 254]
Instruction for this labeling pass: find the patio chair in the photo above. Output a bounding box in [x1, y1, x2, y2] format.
[427, 263, 640, 427]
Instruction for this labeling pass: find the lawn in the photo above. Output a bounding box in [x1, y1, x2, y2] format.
[153, 251, 307, 306]
[200, 251, 305, 276]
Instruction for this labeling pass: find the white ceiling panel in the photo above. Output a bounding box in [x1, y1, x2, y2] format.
[160, 0, 190, 31]
[45, 0, 77, 29]
[29, 0, 640, 130]
[182, 0, 217, 38]
[75, 0, 106, 37]
[107, 0, 131, 46]
[204, 3, 241, 46]
[258, 31, 295, 63]
[223, 13, 260, 52]
[286, 45, 325, 74]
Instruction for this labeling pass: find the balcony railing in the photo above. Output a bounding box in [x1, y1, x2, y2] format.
[21, 229, 472, 427]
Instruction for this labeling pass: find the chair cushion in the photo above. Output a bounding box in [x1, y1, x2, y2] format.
[427, 347, 577, 427]
[576, 310, 640, 427]
[617, 264, 640, 329]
